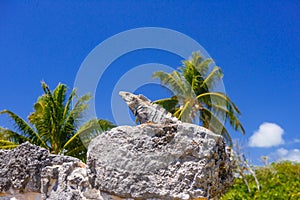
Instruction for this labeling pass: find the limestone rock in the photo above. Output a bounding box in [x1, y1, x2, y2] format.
[41, 161, 103, 200]
[0, 91, 235, 200]
[87, 122, 234, 199]
[0, 142, 78, 193]
[0, 142, 102, 200]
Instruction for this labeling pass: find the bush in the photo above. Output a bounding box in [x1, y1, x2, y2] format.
[221, 161, 300, 199]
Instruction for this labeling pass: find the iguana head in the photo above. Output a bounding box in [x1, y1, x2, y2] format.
[119, 91, 134, 103]
[119, 91, 151, 104]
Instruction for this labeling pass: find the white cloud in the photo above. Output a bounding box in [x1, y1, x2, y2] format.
[248, 122, 284, 148]
[293, 138, 300, 143]
[275, 148, 300, 162]
[276, 148, 288, 156]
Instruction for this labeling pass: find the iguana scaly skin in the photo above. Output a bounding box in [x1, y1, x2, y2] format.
[119, 91, 179, 124]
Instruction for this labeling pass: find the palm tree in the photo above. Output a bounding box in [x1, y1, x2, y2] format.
[153, 52, 244, 145]
[0, 82, 115, 161]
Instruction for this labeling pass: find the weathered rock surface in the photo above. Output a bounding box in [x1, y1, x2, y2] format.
[0, 142, 101, 200]
[0, 142, 76, 193]
[0, 91, 234, 200]
[41, 161, 102, 200]
[87, 122, 234, 199]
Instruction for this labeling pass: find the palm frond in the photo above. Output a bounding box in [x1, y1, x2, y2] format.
[200, 66, 223, 89]
[153, 52, 245, 144]
[0, 127, 31, 144]
[211, 104, 245, 134]
[0, 141, 19, 149]
[53, 83, 67, 110]
[153, 71, 186, 96]
[63, 119, 115, 150]
[97, 119, 116, 131]
[0, 110, 48, 148]
[194, 58, 212, 76]
[62, 88, 77, 125]
[197, 92, 241, 114]
[178, 101, 192, 123]
[183, 52, 212, 77]
[64, 94, 91, 127]
[153, 96, 178, 114]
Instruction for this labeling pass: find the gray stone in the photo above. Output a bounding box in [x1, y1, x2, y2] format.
[0, 142, 103, 200]
[0, 142, 79, 194]
[41, 161, 103, 200]
[87, 122, 234, 199]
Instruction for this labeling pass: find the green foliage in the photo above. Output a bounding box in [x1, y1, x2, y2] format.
[153, 52, 245, 145]
[0, 82, 115, 162]
[221, 161, 300, 199]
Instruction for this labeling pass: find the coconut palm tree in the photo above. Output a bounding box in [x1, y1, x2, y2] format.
[0, 82, 115, 161]
[153, 52, 245, 145]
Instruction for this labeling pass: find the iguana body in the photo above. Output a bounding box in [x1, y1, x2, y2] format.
[119, 91, 178, 124]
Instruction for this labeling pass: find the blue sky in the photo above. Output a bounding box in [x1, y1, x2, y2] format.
[0, 1, 299, 165]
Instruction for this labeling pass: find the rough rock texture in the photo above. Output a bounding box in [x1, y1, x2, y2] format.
[0, 92, 234, 200]
[119, 91, 178, 124]
[41, 161, 102, 200]
[0, 142, 102, 200]
[0, 142, 77, 193]
[87, 122, 234, 199]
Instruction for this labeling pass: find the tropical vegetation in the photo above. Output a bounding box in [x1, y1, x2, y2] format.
[0, 81, 115, 161]
[153, 52, 245, 145]
[221, 161, 300, 199]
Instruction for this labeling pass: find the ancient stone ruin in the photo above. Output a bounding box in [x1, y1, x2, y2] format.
[0, 91, 234, 200]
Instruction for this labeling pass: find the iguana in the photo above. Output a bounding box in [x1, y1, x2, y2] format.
[119, 91, 179, 124]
